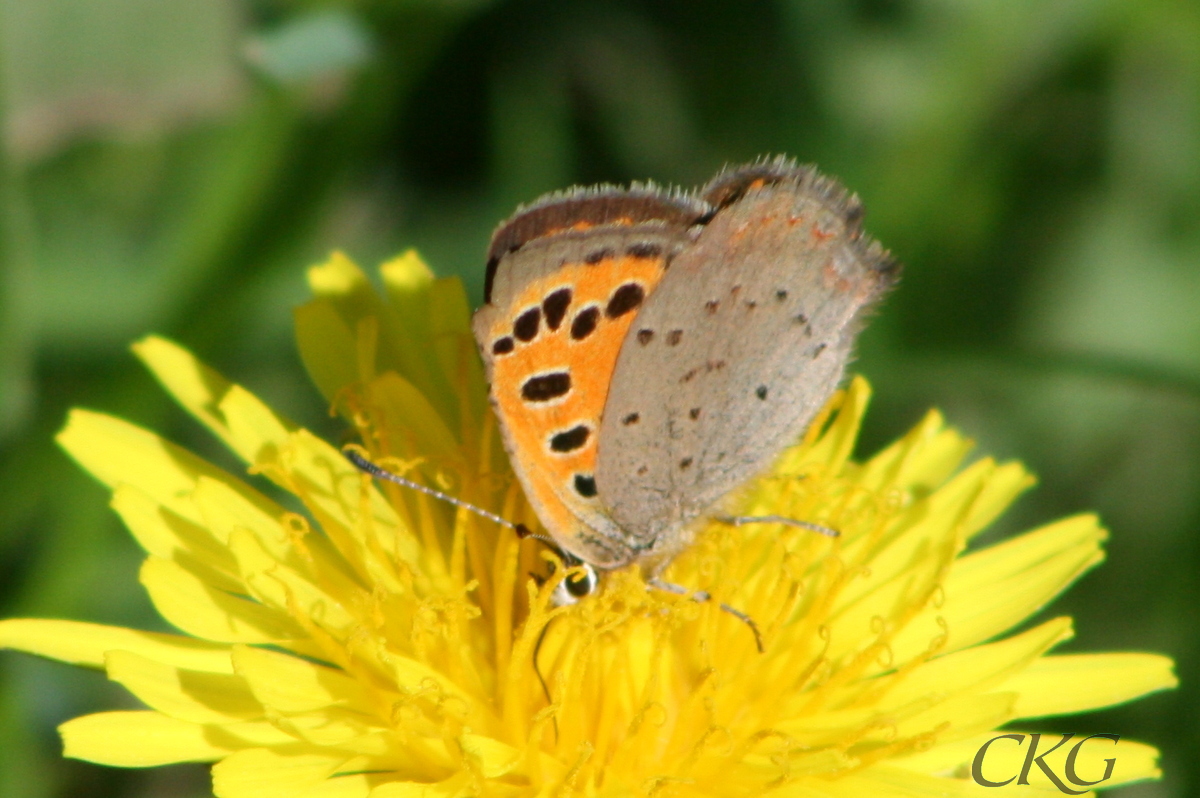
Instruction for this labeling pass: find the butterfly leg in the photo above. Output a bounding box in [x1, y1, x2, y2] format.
[716, 515, 839, 538]
[648, 577, 764, 652]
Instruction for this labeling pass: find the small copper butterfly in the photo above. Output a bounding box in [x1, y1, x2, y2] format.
[472, 157, 898, 601]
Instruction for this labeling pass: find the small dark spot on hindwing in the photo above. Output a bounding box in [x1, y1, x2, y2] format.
[679, 457, 693, 470]
[667, 329, 683, 346]
[756, 385, 769, 400]
[637, 329, 654, 345]
[705, 300, 720, 314]
[622, 412, 640, 425]
[689, 407, 700, 420]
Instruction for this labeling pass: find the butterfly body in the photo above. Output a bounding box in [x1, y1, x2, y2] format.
[474, 159, 897, 577]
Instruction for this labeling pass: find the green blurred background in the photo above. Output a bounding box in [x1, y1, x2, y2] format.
[1, 0, 1196, 795]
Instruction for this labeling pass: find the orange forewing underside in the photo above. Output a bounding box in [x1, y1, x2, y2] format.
[484, 256, 666, 560]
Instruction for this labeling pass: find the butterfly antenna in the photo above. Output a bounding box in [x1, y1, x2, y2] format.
[343, 447, 526, 533]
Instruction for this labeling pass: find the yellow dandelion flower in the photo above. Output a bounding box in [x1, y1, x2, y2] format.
[1, 251, 1176, 798]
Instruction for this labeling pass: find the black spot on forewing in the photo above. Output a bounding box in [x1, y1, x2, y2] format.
[574, 474, 598, 498]
[543, 288, 572, 330]
[689, 407, 700, 420]
[492, 337, 514, 355]
[585, 247, 615, 265]
[550, 425, 590, 452]
[571, 306, 600, 340]
[679, 457, 693, 470]
[606, 284, 645, 318]
[627, 242, 663, 259]
[756, 385, 769, 400]
[514, 307, 541, 341]
[522, 372, 571, 402]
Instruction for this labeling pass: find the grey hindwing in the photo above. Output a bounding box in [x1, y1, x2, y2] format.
[595, 169, 896, 550]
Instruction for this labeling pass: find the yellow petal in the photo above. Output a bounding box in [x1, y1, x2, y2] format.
[369, 371, 463, 465]
[424, 277, 488, 420]
[459, 734, 522, 779]
[788, 376, 871, 476]
[226, 528, 358, 636]
[826, 764, 1049, 797]
[57, 409, 282, 533]
[310, 251, 377, 297]
[369, 774, 471, 798]
[139, 557, 311, 646]
[1002, 653, 1178, 718]
[132, 335, 242, 454]
[134, 336, 314, 481]
[295, 299, 360, 405]
[827, 458, 1001, 658]
[877, 617, 1073, 712]
[230, 645, 375, 715]
[211, 746, 360, 798]
[960, 461, 1035, 541]
[307, 251, 444, 411]
[891, 691, 1018, 745]
[298, 774, 376, 798]
[380, 251, 457, 405]
[890, 515, 1106, 662]
[0, 618, 233, 672]
[111, 483, 238, 572]
[60, 711, 231, 766]
[857, 408, 973, 498]
[282, 429, 422, 582]
[219, 383, 298, 469]
[379, 249, 435, 325]
[192, 475, 285, 549]
[104, 649, 263, 724]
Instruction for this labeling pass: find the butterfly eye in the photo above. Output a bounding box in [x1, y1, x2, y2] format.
[552, 563, 599, 605]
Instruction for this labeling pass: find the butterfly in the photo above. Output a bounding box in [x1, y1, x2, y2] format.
[472, 157, 898, 604]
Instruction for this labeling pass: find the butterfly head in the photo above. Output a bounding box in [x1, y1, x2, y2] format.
[550, 555, 600, 606]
